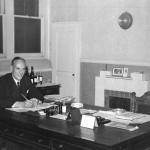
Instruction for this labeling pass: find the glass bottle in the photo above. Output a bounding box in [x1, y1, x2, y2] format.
[30, 66, 34, 84]
[34, 73, 38, 85]
[62, 101, 66, 114]
[39, 72, 43, 85]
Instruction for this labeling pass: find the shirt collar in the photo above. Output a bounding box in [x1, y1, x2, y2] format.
[12, 76, 20, 85]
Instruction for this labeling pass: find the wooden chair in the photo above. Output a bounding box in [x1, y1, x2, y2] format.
[135, 91, 150, 115]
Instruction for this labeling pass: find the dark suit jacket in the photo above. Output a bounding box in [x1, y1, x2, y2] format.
[0, 73, 44, 108]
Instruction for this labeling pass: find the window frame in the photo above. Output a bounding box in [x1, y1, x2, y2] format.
[0, 0, 6, 57]
[0, 0, 49, 60]
[14, 15, 42, 55]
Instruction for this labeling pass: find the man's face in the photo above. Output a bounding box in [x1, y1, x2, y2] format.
[12, 60, 26, 81]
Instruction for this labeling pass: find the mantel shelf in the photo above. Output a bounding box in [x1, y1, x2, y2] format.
[106, 75, 132, 80]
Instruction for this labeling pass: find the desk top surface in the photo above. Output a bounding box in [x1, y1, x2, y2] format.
[0, 106, 150, 149]
[36, 83, 61, 87]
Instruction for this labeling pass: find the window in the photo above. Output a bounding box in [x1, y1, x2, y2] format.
[14, 0, 39, 16]
[15, 17, 41, 53]
[14, 0, 41, 54]
[0, 0, 49, 58]
[0, 0, 5, 54]
[0, 16, 3, 54]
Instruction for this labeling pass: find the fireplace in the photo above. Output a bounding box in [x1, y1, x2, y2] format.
[105, 90, 135, 111]
[95, 71, 150, 107]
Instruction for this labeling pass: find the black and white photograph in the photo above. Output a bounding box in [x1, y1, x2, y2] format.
[0, 1, 150, 150]
[112, 68, 124, 76]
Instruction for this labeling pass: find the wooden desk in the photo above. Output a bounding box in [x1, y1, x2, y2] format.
[37, 83, 61, 96]
[0, 106, 150, 150]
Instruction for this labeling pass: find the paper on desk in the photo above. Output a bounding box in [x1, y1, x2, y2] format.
[80, 109, 97, 115]
[115, 112, 146, 121]
[94, 111, 139, 131]
[131, 114, 150, 124]
[93, 110, 116, 120]
[105, 121, 139, 131]
[93, 110, 150, 124]
[50, 114, 67, 120]
[6, 103, 56, 112]
[44, 94, 74, 103]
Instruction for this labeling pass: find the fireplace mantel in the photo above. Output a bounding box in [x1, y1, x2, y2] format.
[95, 72, 150, 106]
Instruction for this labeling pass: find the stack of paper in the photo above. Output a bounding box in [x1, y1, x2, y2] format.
[50, 114, 67, 120]
[105, 121, 139, 131]
[6, 102, 56, 112]
[80, 109, 97, 115]
[44, 95, 74, 103]
[115, 112, 146, 121]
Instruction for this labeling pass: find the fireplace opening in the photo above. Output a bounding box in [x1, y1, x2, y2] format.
[109, 96, 130, 111]
[105, 90, 135, 111]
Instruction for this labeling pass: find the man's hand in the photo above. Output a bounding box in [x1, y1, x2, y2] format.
[30, 98, 40, 108]
[25, 100, 34, 108]
[12, 98, 41, 108]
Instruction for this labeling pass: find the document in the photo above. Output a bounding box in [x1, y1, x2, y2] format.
[80, 108, 97, 115]
[6, 102, 56, 112]
[115, 112, 146, 121]
[50, 114, 67, 120]
[44, 94, 74, 103]
[93, 110, 150, 131]
[105, 121, 139, 131]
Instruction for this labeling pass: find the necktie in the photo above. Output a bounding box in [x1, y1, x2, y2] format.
[17, 82, 20, 88]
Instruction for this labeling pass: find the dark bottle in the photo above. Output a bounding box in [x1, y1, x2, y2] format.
[30, 66, 34, 84]
[58, 101, 62, 114]
[25, 66, 29, 76]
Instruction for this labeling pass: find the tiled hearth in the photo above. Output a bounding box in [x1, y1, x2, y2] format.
[104, 90, 135, 111]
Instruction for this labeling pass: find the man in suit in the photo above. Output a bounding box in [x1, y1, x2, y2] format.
[0, 57, 44, 108]
[0, 57, 44, 150]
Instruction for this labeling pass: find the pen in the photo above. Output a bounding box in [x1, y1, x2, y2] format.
[37, 100, 39, 106]
[21, 94, 28, 101]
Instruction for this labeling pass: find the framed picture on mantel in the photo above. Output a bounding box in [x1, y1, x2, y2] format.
[112, 68, 123, 76]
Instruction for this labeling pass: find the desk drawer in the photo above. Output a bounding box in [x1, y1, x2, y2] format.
[16, 129, 50, 147]
[0, 123, 13, 135]
[52, 139, 89, 150]
[35, 134, 50, 147]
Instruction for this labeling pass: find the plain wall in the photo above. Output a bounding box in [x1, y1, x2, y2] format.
[51, 0, 150, 64]
[50, 0, 150, 104]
